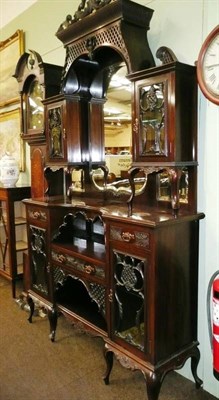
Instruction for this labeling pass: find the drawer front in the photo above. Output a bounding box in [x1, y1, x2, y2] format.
[51, 249, 105, 281]
[110, 225, 150, 250]
[27, 206, 48, 224]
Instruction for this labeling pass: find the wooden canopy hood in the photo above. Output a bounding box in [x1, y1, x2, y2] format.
[56, 0, 155, 79]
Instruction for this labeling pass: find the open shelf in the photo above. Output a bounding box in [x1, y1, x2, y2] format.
[55, 276, 107, 332]
[16, 240, 28, 252]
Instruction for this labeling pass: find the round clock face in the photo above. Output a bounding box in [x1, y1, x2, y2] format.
[197, 25, 219, 105]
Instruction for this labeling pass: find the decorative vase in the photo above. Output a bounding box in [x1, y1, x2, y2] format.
[0, 152, 20, 187]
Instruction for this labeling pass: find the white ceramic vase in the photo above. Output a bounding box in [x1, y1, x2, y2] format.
[0, 153, 20, 187]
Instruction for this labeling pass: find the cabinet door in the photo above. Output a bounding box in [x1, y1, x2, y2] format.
[46, 100, 67, 163]
[29, 224, 50, 299]
[134, 74, 168, 162]
[132, 63, 197, 164]
[45, 96, 88, 165]
[110, 247, 150, 358]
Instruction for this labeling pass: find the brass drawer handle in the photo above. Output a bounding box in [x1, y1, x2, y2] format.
[57, 254, 66, 263]
[29, 210, 46, 221]
[108, 289, 113, 303]
[84, 265, 95, 275]
[33, 211, 40, 219]
[121, 232, 135, 242]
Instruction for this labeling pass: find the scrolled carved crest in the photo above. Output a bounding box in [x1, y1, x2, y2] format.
[74, 0, 112, 21]
[59, 0, 113, 31]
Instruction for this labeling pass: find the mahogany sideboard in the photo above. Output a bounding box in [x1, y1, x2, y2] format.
[23, 195, 204, 400]
[16, 1, 205, 399]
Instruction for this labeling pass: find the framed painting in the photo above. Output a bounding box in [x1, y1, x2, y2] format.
[0, 108, 25, 171]
[0, 30, 24, 107]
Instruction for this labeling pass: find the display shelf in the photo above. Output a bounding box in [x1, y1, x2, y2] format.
[0, 186, 31, 297]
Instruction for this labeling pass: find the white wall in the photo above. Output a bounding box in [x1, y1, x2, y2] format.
[147, 1, 219, 397]
[0, 0, 219, 397]
[197, 2, 219, 396]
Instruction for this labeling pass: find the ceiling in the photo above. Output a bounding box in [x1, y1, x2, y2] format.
[0, 0, 37, 30]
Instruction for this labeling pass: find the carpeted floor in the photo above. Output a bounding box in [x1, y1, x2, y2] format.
[0, 278, 217, 400]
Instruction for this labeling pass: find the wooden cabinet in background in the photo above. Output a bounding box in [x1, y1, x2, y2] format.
[14, 50, 62, 199]
[0, 185, 31, 297]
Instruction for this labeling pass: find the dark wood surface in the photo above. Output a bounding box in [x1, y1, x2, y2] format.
[23, 195, 204, 399]
[21, 1, 204, 399]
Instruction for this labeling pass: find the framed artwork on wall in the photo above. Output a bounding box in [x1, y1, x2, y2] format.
[0, 108, 25, 171]
[0, 30, 24, 107]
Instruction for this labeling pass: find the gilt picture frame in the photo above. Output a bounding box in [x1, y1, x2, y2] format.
[0, 30, 24, 108]
[0, 108, 25, 171]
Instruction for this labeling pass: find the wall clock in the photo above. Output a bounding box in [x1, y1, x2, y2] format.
[197, 25, 219, 105]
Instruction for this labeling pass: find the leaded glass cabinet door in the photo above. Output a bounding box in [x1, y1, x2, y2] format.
[45, 98, 66, 163]
[111, 249, 149, 356]
[131, 62, 197, 164]
[138, 80, 166, 158]
[29, 225, 49, 298]
[133, 72, 170, 163]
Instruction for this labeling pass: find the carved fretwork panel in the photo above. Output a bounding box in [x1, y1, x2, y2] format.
[64, 24, 130, 78]
[29, 225, 48, 296]
[112, 251, 146, 352]
[56, 0, 155, 76]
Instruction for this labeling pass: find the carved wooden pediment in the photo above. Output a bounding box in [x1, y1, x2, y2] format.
[56, 0, 155, 75]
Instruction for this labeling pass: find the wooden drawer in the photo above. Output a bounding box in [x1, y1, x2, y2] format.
[51, 248, 105, 281]
[26, 206, 48, 224]
[110, 224, 150, 250]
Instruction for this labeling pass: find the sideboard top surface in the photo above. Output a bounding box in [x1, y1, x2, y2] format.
[23, 196, 204, 228]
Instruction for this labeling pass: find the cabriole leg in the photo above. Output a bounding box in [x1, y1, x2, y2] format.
[48, 307, 58, 342]
[27, 296, 34, 323]
[103, 347, 114, 385]
[191, 346, 203, 388]
[145, 371, 163, 400]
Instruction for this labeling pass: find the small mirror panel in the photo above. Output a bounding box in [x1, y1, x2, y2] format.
[104, 65, 132, 180]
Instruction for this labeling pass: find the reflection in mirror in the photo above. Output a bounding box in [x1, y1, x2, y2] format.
[70, 169, 85, 192]
[104, 64, 132, 179]
[27, 80, 44, 130]
[157, 169, 188, 203]
[92, 64, 150, 201]
[91, 167, 148, 197]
